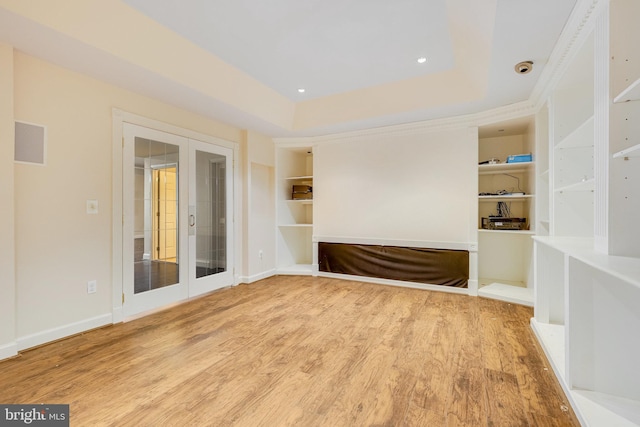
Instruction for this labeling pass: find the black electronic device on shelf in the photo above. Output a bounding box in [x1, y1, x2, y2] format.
[482, 217, 528, 230]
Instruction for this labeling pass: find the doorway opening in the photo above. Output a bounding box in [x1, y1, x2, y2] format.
[134, 141, 180, 295]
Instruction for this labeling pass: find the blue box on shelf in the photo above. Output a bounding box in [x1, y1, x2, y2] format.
[506, 153, 533, 163]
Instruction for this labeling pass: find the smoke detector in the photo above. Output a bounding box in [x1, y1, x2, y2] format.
[515, 61, 533, 74]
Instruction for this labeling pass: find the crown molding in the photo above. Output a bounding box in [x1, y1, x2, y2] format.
[274, 100, 536, 146]
[274, 0, 605, 147]
[531, 0, 606, 110]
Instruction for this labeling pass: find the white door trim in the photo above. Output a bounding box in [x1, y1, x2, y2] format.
[112, 109, 240, 323]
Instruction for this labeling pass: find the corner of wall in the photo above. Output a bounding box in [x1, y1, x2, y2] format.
[0, 43, 16, 355]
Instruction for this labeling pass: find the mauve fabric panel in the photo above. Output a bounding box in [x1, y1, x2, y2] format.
[318, 242, 469, 288]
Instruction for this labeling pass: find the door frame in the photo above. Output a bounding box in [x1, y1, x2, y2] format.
[112, 109, 240, 323]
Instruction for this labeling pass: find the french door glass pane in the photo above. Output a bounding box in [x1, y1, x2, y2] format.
[134, 137, 179, 293]
[196, 150, 226, 278]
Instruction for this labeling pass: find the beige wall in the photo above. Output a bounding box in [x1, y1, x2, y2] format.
[242, 130, 275, 281]
[12, 51, 242, 344]
[314, 128, 478, 243]
[0, 0, 295, 132]
[0, 43, 15, 356]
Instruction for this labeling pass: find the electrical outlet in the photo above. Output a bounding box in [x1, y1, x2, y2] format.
[87, 280, 97, 294]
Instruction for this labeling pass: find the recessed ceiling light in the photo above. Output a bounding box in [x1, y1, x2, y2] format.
[298, 88, 305, 93]
[417, 57, 427, 64]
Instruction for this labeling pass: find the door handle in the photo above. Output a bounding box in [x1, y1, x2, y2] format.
[188, 205, 196, 236]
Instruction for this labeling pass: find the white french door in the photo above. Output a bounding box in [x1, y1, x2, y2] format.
[188, 139, 234, 297]
[122, 123, 234, 318]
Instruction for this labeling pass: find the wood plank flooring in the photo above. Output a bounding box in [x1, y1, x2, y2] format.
[0, 276, 579, 426]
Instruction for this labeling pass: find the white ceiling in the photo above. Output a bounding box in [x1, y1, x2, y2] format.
[0, 0, 578, 137]
[123, 0, 456, 100]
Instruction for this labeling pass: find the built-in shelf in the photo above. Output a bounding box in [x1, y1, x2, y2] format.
[613, 143, 640, 159]
[478, 195, 534, 201]
[554, 177, 594, 193]
[478, 282, 533, 306]
[277, 147, 314, 274]
[478, 229, 535, 235]
[478, 120, 536, 308]
[532, 236, 593, 254]
[572, 391, 640, 427]
[555, 115, 594, 149]
[286, 199, 313, 205]
[531, 9, 640, 423]
[613, 77, 640, 103]
[533, 236, 640, 426]
[285, 175, 313, 180]
[530, 319, 566, 378]
[478, 161, 534, 174]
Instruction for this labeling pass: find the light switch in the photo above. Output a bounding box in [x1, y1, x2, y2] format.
[87, 280, 97, 294]
[86, 199, 98, 214]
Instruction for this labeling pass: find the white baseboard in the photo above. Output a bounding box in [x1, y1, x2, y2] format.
[16, 313, 113, 352]
[112, 306, 124, 324]
[317, 272, 470, 295]
[0, 341, 18, 361]
[239, 269, 276, 284]
[467, 279, 479, 296]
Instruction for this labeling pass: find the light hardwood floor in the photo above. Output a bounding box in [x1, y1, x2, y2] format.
[0, 276, 579, 426]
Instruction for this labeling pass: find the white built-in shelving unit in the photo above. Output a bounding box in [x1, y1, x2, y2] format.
[276, 146, 315, 274]
[532, 1, 640, 425]
[532, 236, 640, 427]
[536, 103, 551, 238]
[476, 118, 535, 306]
[606, 0, 640, 259]
[550, 32, 595, 239]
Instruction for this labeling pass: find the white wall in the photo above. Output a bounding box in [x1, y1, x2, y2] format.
[0, 43, 16, 358]
[11, 51, 241, 348]
[314, 128, 477, 244]
[249, 163, 275, 277]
